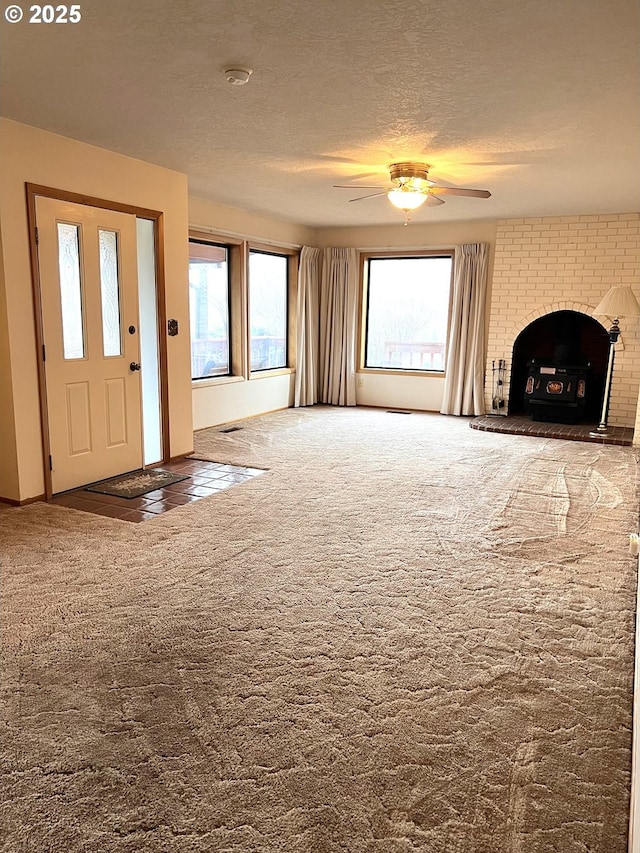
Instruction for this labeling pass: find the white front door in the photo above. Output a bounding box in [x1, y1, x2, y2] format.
[36, 197, 143, 493]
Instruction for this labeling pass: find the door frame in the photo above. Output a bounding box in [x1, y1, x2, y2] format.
[26, 183, 170, 499]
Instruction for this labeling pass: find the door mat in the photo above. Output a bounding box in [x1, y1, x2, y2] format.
[85, 469, 189, 499]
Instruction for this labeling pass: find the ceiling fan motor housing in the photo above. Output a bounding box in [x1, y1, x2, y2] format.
[389, 162, 433, 188]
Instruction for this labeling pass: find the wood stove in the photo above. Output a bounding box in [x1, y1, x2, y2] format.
[509, 310, 609, 423]
[524, 359, 590, 423]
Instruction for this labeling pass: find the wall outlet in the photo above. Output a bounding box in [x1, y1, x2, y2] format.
[357, 378, 364, 387]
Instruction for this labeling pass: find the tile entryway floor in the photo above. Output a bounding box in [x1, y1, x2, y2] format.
[49, 458, 265, 522]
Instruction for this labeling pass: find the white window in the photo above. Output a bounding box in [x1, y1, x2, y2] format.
[248, 250, 288, 372]
[363, 254, 453, 373]
[189, 240, 231, 379]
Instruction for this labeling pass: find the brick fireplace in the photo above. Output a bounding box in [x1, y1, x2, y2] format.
[486, 213, 640, 428]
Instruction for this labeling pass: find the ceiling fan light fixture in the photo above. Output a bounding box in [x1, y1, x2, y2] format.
[387, 188, 428, 211]
[334, 160, 490, 223]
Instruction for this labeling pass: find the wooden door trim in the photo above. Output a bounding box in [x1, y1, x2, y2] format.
[26, 183, 170, 498]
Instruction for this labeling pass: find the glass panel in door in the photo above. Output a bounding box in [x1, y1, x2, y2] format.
[98, 229, 122, 357]
[57, 222, 85, 360]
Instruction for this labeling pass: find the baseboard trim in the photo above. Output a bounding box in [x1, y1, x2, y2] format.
[355, 403, 441, 414]
[0, 493, 46, 507]
[166, 453, 195, 464]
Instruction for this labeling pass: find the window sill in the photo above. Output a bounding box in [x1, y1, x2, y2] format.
[249, 367, 294, 380]
[192, 374, 245, 389]
[359, 368, 446, 379]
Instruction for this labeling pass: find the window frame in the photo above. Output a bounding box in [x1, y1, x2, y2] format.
[359, 249, 455, 377]
[247, 242, 298, 378]
[188, 230, 244, 385]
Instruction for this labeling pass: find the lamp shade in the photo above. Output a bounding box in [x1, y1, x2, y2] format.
[592, 286, 640, 318]
[387, 189, 428, 211]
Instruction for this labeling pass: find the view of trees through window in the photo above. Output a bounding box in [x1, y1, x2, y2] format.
[188, 241, 230, 379]
[249, 250, 287, 371]
[365, 255, 452, 372]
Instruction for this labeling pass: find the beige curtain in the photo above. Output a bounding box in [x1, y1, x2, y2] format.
[294, 246, 322, 407]
[319, 247, 358, 406]
[440, 243, 489, 416]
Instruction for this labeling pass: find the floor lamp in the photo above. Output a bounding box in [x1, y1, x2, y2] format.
[589, 285, 640, 437]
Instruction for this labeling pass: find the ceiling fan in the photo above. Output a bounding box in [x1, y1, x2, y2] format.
[334, 162, 491, 222]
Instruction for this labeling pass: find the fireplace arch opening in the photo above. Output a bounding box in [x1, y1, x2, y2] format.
[509, 310, 610, 422]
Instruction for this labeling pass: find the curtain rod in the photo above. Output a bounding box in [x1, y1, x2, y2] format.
[189, 222, 302, 251]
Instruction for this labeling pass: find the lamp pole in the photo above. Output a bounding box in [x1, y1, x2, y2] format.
[589, 318, 620, 437]
[588, 285, 640, 438]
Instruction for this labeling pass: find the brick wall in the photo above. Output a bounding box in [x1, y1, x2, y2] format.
[486, 213, 640, 427]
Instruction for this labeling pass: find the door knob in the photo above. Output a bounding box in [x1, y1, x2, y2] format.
[129, 362, 141, 372]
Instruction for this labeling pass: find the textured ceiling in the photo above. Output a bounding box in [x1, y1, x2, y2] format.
[1, 0, 639, 227]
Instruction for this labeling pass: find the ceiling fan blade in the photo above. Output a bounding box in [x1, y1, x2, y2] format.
[430, 186, 491, 198]
[347, 172, 383, 181]
[348, 191, 389, 202]
[333, 184, 384, 189]
[426, 194, 445, 206]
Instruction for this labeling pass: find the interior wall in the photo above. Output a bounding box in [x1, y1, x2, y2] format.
[487, 214, 640, 426]
[0, 222, 20, 498]
[315, 219, 498, 412]
[193, 374, 295, 431]
[189, 195, 316, 429]
[189, 196, 317, 248]
[0, 118, 192, 502]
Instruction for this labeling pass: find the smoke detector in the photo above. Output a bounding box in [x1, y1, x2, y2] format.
[224, 67, 253, 86]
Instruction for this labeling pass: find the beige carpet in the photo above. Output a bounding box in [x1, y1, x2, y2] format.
[1, 406, 637, 852]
